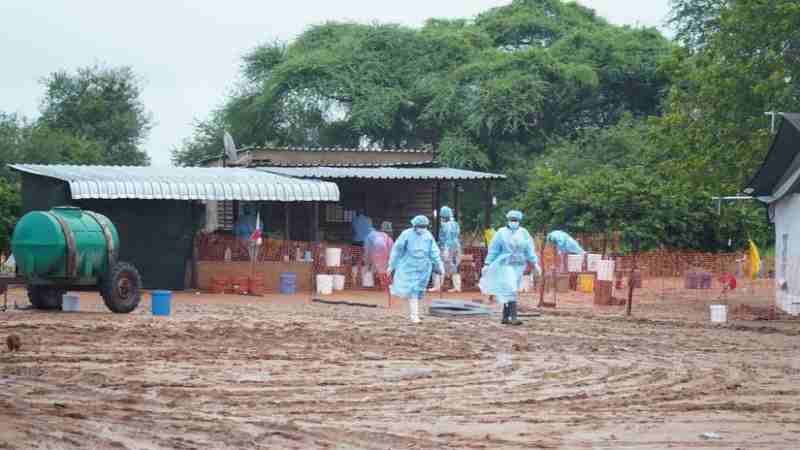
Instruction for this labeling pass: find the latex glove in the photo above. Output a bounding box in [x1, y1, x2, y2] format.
[534, 264, 542, 277]
[481, 266, 488, 277]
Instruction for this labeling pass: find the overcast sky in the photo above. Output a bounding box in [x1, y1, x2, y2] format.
[0, 1, 672, 166]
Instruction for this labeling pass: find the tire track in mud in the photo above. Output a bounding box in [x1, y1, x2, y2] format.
[1, 302, 799, 448]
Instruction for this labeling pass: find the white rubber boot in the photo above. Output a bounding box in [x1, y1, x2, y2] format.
[428, 274, 442, 292]
[409, 298, 421, 323]
[449, 274, 462, 293]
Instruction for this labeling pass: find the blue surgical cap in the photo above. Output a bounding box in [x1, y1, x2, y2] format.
[440, 206, 453, 219]
[506, 210, 523, 221]
[411, 215, 430, 227]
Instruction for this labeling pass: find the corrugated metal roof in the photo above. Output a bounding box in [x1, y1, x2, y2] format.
[256, 166, 507, 180]
[251, 145, 434, 154]
[9, 164, 340, 202]
[249, 160, 435, 168]
[199, 149, 435, 166]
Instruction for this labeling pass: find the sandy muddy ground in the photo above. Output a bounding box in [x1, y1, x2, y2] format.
[1, 287, 799, 449]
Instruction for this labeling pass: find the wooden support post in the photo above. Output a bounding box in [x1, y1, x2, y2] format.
[308, 202, 314, 243]
[484, 181, 493, 231]
[539, 227, 548, 307]
[310, 202, 320, 243]
[309, 202, 319, 303]
[627, 252, 637, 316]
[434, 182, 441, 239]
[284, 203, 291, 242]
[453, 182, 460, 222]
[191, 231, 199, 289]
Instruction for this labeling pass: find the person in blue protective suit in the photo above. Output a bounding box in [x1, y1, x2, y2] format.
[235, 204, 258, 241]
[430, 206, 463, 293]
[479, 210, 541, 325]
[546, 230, 584, 255]
[546, 230, 584, 272]
[388, 215, 445, 324]
[351, 209, 373, 246]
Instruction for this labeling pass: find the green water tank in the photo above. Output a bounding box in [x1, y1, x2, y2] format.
[10, 207, 141, 314]
[12, 206, 119, 279]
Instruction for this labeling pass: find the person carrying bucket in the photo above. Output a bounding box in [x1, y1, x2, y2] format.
[388, 215, 444, 324]
[364, 221, 395, 288]
[546, 230, 584, 271]
[479, 210, 541, 325]
[430, 206, 462, 293]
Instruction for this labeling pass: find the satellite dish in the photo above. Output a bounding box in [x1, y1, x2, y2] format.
[223, 131, 237, 162]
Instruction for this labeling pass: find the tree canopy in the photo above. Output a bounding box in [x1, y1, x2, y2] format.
[39, 65, 152, 165]
[169, 0, 797, 252]
[0, 64, 151, 251]
[172, 0, 672, 168]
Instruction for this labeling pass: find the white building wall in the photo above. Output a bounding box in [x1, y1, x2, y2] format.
[774, 193, 800, 315]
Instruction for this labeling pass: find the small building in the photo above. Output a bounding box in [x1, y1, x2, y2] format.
[199, 145, 506, 292]
[10, 146, 505, 293]
[746, 113, 800, 314]
[202, 146, 504, 242]
[10, 164, 340, 290]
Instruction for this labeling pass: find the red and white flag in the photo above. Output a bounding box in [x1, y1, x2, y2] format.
[250, 211, 263, 245]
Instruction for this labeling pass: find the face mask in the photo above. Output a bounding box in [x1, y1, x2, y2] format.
[508, 221, 519, 230]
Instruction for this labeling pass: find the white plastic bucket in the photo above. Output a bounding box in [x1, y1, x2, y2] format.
[520, 275, 532, 293]
[710, 304, 727, 323]
[597, 260, 616, 281]
[586, 253, 602, 272]
[316, 275, 333, 295]
[332, 274, 346, 291]
[62, 294, 80, 312]
[567, 254, 583, 272]
[325, 248, 342, 267]
[362, 270, 375, 288]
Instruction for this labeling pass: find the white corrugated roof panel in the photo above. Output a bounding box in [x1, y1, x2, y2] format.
[256, 166, 506, 180]
[9, 164, 340, 202]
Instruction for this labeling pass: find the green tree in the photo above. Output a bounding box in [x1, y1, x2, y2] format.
[518, 117, 770, 252]
[39, 65, 152, 165]
[175, 1, 673, 233]
[668, 0, 725, 51]
[0, 111, 105, 252]
[0, 112, 103, 178]
[0, 179, 20, 252]
[658, 0, 800, 193]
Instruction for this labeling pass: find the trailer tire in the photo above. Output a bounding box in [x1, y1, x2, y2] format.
[28, 286, 65, 310]
[100, 262, 142, 314]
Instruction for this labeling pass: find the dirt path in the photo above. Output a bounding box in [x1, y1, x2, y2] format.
[1, 293, 799, 449]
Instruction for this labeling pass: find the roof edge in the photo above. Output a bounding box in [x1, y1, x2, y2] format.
[8, 164, 341, 202]
[256, 166, 507, 181]
[745, 113, 800, 195]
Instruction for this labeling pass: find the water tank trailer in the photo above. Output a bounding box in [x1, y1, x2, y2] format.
[10, 207, 142, 313]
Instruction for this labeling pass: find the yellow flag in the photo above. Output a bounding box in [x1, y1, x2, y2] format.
[484, 228, 496, 246]
[749, 239, 761, 280]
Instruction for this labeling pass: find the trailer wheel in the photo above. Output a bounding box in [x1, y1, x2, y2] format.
[100, 262, 142, 314]
[28, 286, 65, 310]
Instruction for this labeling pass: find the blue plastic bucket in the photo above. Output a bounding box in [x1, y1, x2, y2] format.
[280, 273, 297, 294]
[151, 290, 172, 316]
